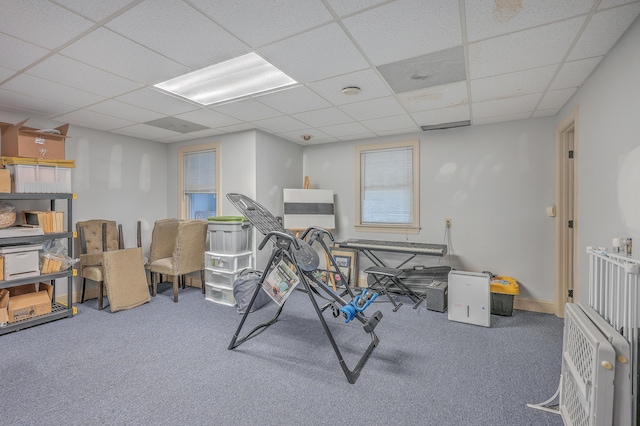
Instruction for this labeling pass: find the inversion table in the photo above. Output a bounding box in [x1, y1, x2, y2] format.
[226, 193, 383, 384]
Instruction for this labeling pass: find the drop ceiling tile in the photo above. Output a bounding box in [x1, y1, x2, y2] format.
[213, 99, 282, 122]
[27, 55, 142, 97]
[111, 123, 181, 139]
[468, 17, 584, 79]
[599, 0, 640, 10]
[175, 109, 242, 128]
[375, 127, 420, 137]
[218, 123, 256, 134]
[0, 88, 76, 118]
[61, 28, 189, 84]
[259, 23, 369, 82]
[473, 93, 542, 119]
[0, 66, 15, 81]
[317, 121, 373, 138]
[54, 109, 136, 131]
[255, 86, 331, 114]
[465, 0, 594, 42]
[87, 100, 164, 123]
[337, 131, 378, 141]
[0, 34, 49, 71]
[568, 3, 640, 60]
[537, 88, 578, 110]
[155, 128, 226, 143]
[339, 96, 405, 121]
[308, 69, 393, 105]
[361, 114, 418, 132]
[473, 112, 532, 126]
[106, 0, 247, 69]
[377, 46, 466, 93]
[342, 0, 462, 65]
[532, 109, 559, 118]
[252, 116, 308, 133]
[193, 0, 333, 47]
[325, 0, 389, 17]
[471, 65, 557, 102]
[410, 104, 470, 126]
[2, 74, 105, 108]
[292, 108, 353, 127]
[52, 0, 138, 22]
[397, 81, 468, 113]
[115, 88, 199, 116]
[1, 1, 93, 49]
[277, 128, 335, 144]
[549, 57, 603, 90]
[301, 135, 340, 145]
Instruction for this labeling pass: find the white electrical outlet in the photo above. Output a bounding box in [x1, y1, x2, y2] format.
[445, 218, 452, 228]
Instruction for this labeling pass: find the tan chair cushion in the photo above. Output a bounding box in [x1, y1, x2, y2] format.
[102, 247, 150, 313]
[149, 257, 173, 275]
[82, 265, 103, 282]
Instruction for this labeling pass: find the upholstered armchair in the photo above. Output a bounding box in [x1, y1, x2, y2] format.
[149, 219, 207, 302]
[76, 219, 123, 310]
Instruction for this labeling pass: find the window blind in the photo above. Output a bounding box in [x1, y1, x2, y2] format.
[361, 146, 413, 224]
[184, 149, 216, 193]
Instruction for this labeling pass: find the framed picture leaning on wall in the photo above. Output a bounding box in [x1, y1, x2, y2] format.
[328, 247, 358, 288]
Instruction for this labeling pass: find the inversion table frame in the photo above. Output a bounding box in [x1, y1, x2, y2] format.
[226, 193, 383, 384]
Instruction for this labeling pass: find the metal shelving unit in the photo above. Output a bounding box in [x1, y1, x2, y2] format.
[0, 193, 74, 335]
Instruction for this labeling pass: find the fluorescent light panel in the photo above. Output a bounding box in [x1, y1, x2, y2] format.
[155, 52, 297, 105]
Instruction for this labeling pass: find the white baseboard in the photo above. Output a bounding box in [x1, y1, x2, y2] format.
[513, 297, 556, 315]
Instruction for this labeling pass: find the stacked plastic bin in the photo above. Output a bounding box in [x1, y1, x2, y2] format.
[204, 216, 253, 306]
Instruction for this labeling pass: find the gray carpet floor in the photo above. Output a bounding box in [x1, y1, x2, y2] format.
[1, 283, 564, 425]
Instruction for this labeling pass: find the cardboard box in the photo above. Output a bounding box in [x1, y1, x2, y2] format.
[0, 119, 68, 160]
[0, 168, 10, 193]
[6, 282, 53, 322]
[0, 244, 42, 281]
[0, 289, 8, 325]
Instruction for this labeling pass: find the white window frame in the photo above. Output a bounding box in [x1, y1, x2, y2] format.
[178, 142, 220, 220]
[355, 139, 420, 234]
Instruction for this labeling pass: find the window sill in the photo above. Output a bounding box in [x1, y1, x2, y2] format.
[354, 224, 420, 234]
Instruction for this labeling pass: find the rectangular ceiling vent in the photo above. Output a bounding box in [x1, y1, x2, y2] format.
[421, 120, 470, 131]
[143, 117, 208, 133]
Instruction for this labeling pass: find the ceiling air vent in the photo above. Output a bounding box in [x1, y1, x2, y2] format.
[421, 120, 470, 131]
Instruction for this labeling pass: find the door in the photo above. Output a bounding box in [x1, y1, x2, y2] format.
[555, 108, 578, 317]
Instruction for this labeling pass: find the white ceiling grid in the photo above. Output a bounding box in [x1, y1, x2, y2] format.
[0, 0, 637, 145]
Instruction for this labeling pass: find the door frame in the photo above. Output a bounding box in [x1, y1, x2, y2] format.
[554, 106, 579, 318]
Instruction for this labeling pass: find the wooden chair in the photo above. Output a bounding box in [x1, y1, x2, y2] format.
[148, 219, 207, 302]
[76, 219, 123, 310]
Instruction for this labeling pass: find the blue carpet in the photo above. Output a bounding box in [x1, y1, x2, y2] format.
[0, 283, 564, 425]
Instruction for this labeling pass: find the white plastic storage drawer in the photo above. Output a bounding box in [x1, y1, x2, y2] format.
[0, 244, 43, 280]
[204, 282, 235, 306]
[8, 164, 72, 193]
[205, 268, 242, 288]
[208, 217, 251, 253]
[205, 251, 252, 273]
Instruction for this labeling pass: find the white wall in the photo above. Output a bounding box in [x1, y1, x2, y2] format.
[254, 130, 304, 269]
[557, 17, 640, 304]
[302, 117, 556, 303]
[0, 109, 169, 298]
[166, 130, 303, 270]
[166, 130, 257, 218]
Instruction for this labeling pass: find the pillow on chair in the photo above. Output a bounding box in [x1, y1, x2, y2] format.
[102, 247, 150, 313]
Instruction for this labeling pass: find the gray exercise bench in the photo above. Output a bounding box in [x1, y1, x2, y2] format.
[364, 266, 425, 311]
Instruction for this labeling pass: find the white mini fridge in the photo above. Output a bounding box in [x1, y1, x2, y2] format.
[447, 270, 491, 327]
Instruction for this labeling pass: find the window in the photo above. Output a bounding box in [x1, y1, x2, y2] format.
[178, 143, 220, 220]
[355, 140, 419, 233]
